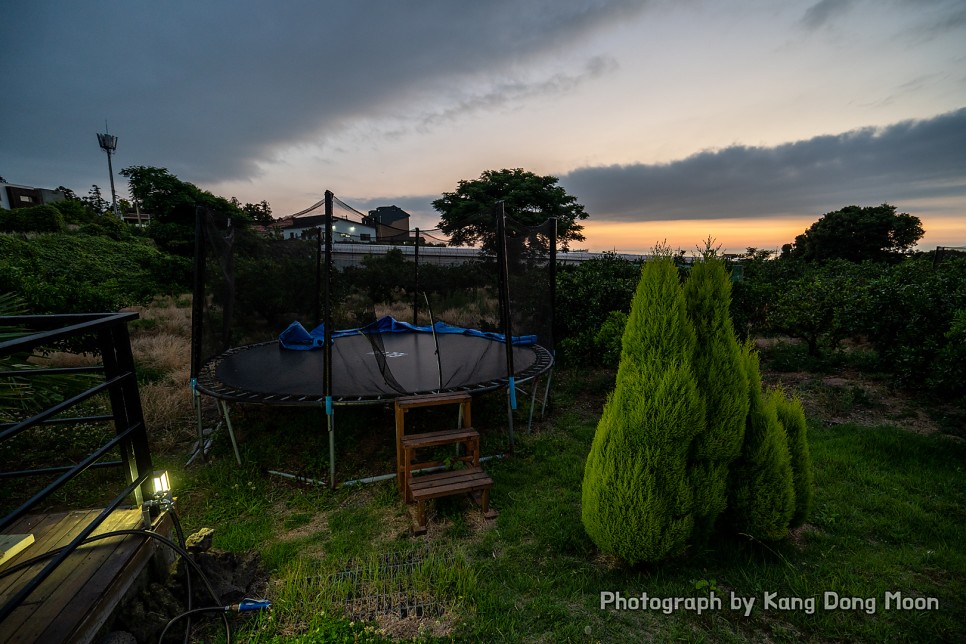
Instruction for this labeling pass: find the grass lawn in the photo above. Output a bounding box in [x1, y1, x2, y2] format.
[165, 367, 966, 643]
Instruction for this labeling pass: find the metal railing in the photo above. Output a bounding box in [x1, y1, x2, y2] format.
[0, 312, 155, 623]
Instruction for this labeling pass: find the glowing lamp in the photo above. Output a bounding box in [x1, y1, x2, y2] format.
[152, 471, 171, 497]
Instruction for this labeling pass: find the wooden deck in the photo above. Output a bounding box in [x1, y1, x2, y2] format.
[0, 507, 172, 643]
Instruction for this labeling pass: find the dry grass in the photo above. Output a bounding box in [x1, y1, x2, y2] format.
[38, 295, 196, 454]
[123, 296, 195, 453]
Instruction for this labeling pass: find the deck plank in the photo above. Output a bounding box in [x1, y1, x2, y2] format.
[0, 508, 170, 644]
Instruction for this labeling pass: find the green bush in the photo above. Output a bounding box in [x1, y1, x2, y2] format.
[727, 342, 796, 541]
[592, 310, 627, 366]
[683, 258, 749, 540]
[861, 258, 966, 394]
[0, 204, 65, 233]
[556, 254, 641, 365]
[582, 258, 704, 563]
[0, 233, 183, 313]
[773, 390, 813, 528]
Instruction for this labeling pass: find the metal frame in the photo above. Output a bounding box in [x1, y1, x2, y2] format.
[0, 312, 156, 623]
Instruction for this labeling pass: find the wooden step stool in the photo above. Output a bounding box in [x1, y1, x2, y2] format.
[394, 393, 498, 534]
[394, 392, 473, 496]
[408, 466, 497, 536]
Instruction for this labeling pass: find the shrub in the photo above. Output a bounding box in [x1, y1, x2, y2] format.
[592, 310, 627, 366]
[582, 258, 704, 563]
[727, 342, 796, 541]
[556, 254, 641, 364]
[0, 204, 65, 233]
[683, 258, 749, 540]
[0, 233, 183, 313]
[773, 390, 813, 528]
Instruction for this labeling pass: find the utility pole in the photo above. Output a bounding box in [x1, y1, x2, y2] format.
[96, 123, 121, 219]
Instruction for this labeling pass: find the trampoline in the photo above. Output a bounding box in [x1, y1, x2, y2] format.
[191, 193, 557, 487]
[195, 318, 553, 405]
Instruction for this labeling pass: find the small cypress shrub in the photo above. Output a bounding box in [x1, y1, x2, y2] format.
[773, 390, 813, 528]
[582, 257, 705, 563]
[683, 258, 749, 540]
[727, 341, 796, 541]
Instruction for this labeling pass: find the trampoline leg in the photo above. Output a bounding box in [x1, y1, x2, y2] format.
[220, 400, 242, 465]
[527, 376, 540, 433]
[506, 394, 515, 454]
[193, 390, 206, 463]
[540, 367, 554, 417]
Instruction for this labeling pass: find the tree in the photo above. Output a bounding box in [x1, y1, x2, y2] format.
[781, 204, 923, 263]
[582, 257, 704, 564]
[433, 168, 588, 255]
[727, 342, 796, 541]
[683, 257, 749, 540]
[82, 185, 109, 214]
[773, 390, 813, 529]
[243, 200, 273, 226]
[120, 165, 249, 255]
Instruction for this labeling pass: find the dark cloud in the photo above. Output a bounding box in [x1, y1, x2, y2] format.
[560, 109, 966, 222]
[0, 0, 646, 191]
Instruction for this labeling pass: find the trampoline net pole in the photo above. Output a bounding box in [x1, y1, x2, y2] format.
[496, 202, 517, 451]
[324, 190, 335, 488]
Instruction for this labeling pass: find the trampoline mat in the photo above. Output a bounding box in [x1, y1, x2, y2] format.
[200, 331, 550, 403]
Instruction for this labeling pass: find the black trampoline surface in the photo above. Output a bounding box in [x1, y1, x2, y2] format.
[196, 331, 553, 405]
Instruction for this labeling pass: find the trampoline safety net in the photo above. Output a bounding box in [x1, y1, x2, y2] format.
[190, 195, 555, 406]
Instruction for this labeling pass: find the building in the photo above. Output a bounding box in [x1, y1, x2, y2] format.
[0, 182, 65, 210]
[273, 214, 377, 242]
[363, 205, 412, 242]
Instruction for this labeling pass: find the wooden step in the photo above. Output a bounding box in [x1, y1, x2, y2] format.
[409, 466, 492, 501]
[400, 427, 479, 450]
[409, 467, 496, 535]
[395, 392, 472, 410]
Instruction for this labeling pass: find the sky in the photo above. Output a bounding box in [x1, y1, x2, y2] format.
[2, 0, 965, 254]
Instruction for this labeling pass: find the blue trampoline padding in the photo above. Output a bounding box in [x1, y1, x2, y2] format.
[279, 315, 536, 350]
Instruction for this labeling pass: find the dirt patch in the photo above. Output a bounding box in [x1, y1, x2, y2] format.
[761, 367, 960, 437]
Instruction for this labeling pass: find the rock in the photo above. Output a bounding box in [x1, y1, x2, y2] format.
[185, 527, 215, 553]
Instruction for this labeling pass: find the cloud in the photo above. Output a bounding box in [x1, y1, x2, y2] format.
[0, 1, 647, 190]
[800, 0, 855, 30]
[560, 108, 966, 222]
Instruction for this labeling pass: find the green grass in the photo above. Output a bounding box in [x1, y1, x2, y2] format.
[134, 369, 966, 641]
[2, 358, 963, 641]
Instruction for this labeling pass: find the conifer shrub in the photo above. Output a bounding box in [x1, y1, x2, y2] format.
[581, 258, 705, 563]
[727, 342, 796, 541]
[773, 390, 813, 528]
[683, 259, 749, 539]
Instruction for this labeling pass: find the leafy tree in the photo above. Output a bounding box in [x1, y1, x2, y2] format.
[56, 186, 79, 201]
[683, 257, 749, 540]
[433, 168, 588, 255]
[770, 260, 874, 356]
[120, 165, 250, 255]
[781, 204, 923, 263]
[582, 257, 704, 563]
[243, 200, 274, 226]
[555, 253, 641, 364]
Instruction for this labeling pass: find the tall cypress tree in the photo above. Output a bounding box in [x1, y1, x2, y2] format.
[727, 342, 796, 541]
[582, 257, 705, 563]
[774, 390, 813, 529]
[683, 259, 749, 540]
